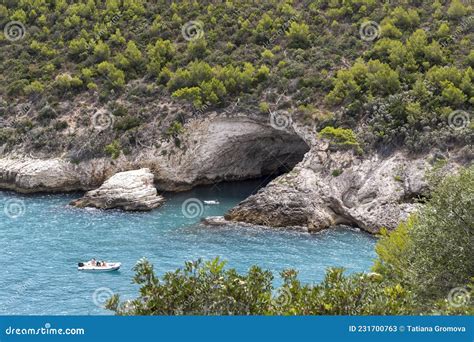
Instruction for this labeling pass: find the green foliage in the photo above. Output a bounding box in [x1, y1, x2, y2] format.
[114, 115, 141, 131]
[166, 120, 184, 138]
[447, 0, 468, 18]
[93, 41, 111, 62]
[187, 39, 208, 59]
[97, 62, 125, 89]
[326, 59, 400, 106]
[24, 81, 44, 95]
[319, 126, 362, 153]
[172, 87, 202, 108]
[259, 102, 270, 113]
[390, 7, 420, 30]
[0, 0, 472, 154]
[104, 140, 121, 159]
[124, 40, 144, 70]
[147, 39, 175, 77]
[55, 74, 83, 90]
[106, 257, 414, 316]
[169, 61, 263, 107]
[286, 22, 310, 49]
[374, 167, 474, 301]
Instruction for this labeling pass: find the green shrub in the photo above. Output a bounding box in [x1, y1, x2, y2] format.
[166, 121, 184, 138]
[114, 115, 141, 131]
[0, 128, 15, 144]
[93, 41, 111, 62]
[53, 120, 68, 130]
[104, 140, 121, 159]
[24, 81, 45, 95]
[97, 62, 125, 89]
[319, 126, 362, 154]
[55, 73, 83, 90]
[106, 257, 414, 315]
[286, 22, 310, 49]
[259, 102, 270, 113]
[374, 167, 474, 300]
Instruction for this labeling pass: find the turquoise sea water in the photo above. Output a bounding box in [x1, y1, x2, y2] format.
[0, 180, 376, 315]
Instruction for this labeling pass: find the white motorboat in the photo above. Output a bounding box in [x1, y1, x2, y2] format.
[78, 261, 121, 272]
[204, 200, 220, 205]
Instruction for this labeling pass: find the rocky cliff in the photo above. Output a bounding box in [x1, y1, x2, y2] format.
[0, 114, 467, 233]
[225, 139, 464, 233]
[0, 115, 309, 191]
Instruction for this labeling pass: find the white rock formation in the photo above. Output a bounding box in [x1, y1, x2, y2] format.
[70, 168, 164, 211]
[225, 138, 463, 233]
[0, 158, 83, 193]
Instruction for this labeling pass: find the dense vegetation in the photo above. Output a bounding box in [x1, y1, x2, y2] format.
[0, 0, 472, 156]
[106, 166, 473, 315]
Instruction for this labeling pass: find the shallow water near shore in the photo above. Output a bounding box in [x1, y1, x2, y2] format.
[0, 179, 376, 315]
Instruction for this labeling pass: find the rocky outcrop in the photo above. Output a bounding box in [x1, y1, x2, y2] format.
[0, 113, 467, 233]
[70, 168, 164, 211]
[225, 138, 463, 234]
[0, 115, 309, 193]
[0, 158, 84, 193]
[150, 115, 309, 191]
[0, 157, 125, 193]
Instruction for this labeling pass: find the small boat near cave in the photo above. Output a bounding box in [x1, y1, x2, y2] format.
[78, 260, 121, 272]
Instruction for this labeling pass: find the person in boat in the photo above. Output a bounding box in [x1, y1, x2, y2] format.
[90, 258, 96, 266]
[101, 261, 106, 267]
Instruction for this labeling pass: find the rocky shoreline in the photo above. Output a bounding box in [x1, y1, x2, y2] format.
[0, 115, 467, 234]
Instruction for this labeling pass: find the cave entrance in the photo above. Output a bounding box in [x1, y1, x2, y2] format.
[155, 118, 310, 192]
[211, 126, 310, 187]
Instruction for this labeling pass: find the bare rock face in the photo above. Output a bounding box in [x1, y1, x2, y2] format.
[0, 115, 467, 233]
[0, 158, 84, 193]
[70, 168, 164, 211]
[0, 116, 309, 193]
[150, 116, 310, 191]
[225, 139, 462, 234]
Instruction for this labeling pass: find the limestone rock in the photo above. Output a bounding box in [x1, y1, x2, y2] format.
[0, 116, 309, 193]
[70, 168, 164, 211]
[225, 138, 462, 234]
[0, 158, 83, 193]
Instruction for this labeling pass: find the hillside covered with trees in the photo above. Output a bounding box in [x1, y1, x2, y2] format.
[0, 0, 472, 158]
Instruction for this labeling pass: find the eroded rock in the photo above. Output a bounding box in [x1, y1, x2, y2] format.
[0, 158, 84, 193]
[225, 139, 462, 234]
[70, 168, 164, 211]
